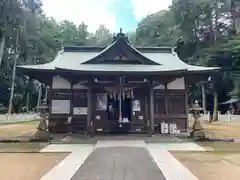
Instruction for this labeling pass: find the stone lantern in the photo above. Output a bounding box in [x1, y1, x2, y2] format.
[33, 99, 51, 140]
[189, 100, 206, 138]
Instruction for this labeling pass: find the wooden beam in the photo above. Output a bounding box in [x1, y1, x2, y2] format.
[152, 75, 180, 85]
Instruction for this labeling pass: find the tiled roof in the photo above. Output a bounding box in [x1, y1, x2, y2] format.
[18, 43, 219, 73]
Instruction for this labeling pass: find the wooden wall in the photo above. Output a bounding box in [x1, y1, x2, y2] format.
[130, 88, 148, 132]
[153, 77, 188, 132]
[48, 75, 89, 133]
[93, 87, 109, 133]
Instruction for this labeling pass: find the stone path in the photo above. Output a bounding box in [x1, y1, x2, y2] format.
[95, 140, 146, 148]
[41, 141, 205, 180]
[71, 147, 166, 180]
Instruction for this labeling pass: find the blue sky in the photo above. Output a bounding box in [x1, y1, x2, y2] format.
[42, 0, 172, 33]
[109, 0, 137, 32]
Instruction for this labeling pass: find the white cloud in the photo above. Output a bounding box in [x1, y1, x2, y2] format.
[131, 0, 172, 21]
[42, 0, 172, 32]
[42, 0, 116, 32]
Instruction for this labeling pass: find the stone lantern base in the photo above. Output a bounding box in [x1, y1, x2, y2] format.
[190, 119, 206, 138]
[33, 118, 51, 141]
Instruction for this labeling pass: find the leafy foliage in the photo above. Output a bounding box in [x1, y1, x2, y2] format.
[135, 0, 240, 118]
[0, 0, 115, 111]
[2, 0, 240, 115]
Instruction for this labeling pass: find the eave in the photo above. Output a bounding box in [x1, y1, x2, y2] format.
[54, 67, 188, 75]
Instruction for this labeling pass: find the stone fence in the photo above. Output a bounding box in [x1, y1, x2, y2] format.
[188, 113, 240, 124]
[0, 113, 41, 122]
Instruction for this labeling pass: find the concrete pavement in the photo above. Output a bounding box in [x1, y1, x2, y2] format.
[71, 147, 166, 180]
[41, 141, 203, 180]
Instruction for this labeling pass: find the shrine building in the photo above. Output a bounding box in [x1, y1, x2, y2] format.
[17, 30, 219, 135]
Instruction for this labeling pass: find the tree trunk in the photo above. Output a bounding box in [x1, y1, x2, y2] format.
[230, 0, 237, 34]
[8, 29, 19, 115]
[209, 1, 220, 123]
[214, 0, 219, 42]
[210, 91, 218, 123]
[26, 92, 30, 112]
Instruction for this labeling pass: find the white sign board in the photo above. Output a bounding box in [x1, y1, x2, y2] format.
[161, 122, 169, 134]
[169, 123, 177, 135]
[51, 100, 70, 114]
[132, 100, 140, 111]
[122, 118, 129, 123]
[73, 107, 88, 115]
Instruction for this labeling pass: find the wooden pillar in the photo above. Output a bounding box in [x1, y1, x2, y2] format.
[201, 83, 207, 114]
[144, 95, 149, 125]
[68, 84, 73, 133]
[91, 88, 96, 136]
[87, 87, 92, 135]
[184, 77, 189, 132]
[149, 87, 154, 134]
[164, 83, 169, 116]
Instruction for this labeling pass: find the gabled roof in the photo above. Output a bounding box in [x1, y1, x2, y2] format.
[81, 33, 159, 65]
[18, 30, 220, 74]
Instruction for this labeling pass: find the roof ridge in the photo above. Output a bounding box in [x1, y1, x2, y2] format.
[63, 46, 173, 53]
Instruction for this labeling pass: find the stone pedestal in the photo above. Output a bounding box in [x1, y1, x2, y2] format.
[34, 103, 51, 141]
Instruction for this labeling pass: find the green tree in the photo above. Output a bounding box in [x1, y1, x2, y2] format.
[135, 10, 181, 46]
[94, 24, 112, 46]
